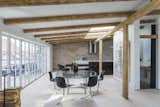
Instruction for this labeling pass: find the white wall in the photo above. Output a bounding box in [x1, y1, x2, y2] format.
[113, 30, 123, 80]
[113, 19, 160, 90]
[129, 21, 140, 90]
[47, 45, 54, 71]
[113, 21, 140, 90]
[157, 18, 160, 89]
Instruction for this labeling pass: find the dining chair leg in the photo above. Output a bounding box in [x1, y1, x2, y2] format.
[97, 81, 100, 93]
[67, 87, 70, 94]
[84, 87, 87, 94]
[54, 82, 56, 89]
[63, 88, 65, 96]
[89, 87, 92, 96]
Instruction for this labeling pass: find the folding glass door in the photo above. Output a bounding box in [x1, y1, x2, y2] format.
[1, 32, 48, 89]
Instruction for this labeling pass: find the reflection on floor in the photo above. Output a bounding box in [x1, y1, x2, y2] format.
[21, 74, 160, 107]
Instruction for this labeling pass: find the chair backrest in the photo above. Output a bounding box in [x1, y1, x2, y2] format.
[58, 64, 65, 71]
[88, 76, 98, 87]
[48, 71, 53, 81]
[55, 77, 67, 88]
[72, 64, 78, 73]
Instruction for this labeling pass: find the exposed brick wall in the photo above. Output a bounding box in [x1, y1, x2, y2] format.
[53, 40, 113, 68]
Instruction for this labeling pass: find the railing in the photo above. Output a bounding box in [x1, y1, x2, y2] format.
[1, 65, 45, 107]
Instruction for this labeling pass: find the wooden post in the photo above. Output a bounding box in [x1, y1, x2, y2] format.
[99, 40, 103, 75]
[0, 33, 2, 89]
[122, 24, 129, 99]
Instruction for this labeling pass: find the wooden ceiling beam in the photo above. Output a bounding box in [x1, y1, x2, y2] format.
[24, 19, 156, 33]
[41, 33, 86, 40]
[35, 31, 109, 39]
[4, 11, 133, 25]
[98, 0, 160, 40]
[34, 31, 89, 38]
[44, 34, 158, 42]
[46, 38, 94, 43]
[4, 9, 160, 25]
[42, 33, 103, 41]
[0, 0, 135, 7]
[24, 22, 119, 33]
[42, 34, 86, 41]
[140, 35, 158, 39]
[140, 19, 156, 24]
[48, 36, 112, 44]
[46, 37, 86, 42]
[48, 39, 92, 44]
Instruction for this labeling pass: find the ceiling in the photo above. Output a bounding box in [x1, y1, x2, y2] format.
[0, 1, 144, 18]
[0, 0, 159, 44]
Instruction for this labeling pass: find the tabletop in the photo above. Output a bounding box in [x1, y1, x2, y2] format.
[56, 70, 97, 79]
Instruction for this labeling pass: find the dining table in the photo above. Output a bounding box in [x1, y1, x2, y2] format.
[56, 70, 97, 94]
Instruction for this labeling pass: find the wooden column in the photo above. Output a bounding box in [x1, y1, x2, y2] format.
[99, 40, 103, 75]
[122, 24, 129, 99]
[0, 33, 2, 89]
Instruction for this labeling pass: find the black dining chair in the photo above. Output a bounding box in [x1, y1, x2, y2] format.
[58, 64, 69, 71]
[48, 71, 56, 89]
[71, 63, 78, 73]
[55, 77, 71, 95]
[82, 74, 98, 96]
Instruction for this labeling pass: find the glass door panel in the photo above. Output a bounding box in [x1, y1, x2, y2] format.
[22, 41, 26, 87]
[2, 36, 8, 89]
[15, 40, 21, 87]
[140, 39, 151, 89]
[10, 38, 16, 88]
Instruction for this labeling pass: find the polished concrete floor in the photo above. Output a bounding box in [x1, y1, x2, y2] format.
[21, 74, 160, 107]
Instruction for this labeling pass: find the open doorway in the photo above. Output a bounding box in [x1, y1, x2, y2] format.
[140, 25, 157, 89]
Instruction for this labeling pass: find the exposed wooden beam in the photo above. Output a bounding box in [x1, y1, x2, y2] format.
[4, 11, 133, 25]
[149, 9, 160, 15]
[48, 36, 112, 44]
[42, 35, 86, 41]
[42, 33, 105, 41]
[0, 0, 134, 7]
[122, 24, 129, 99]
[23, 19, 155, 33]
[41, 34, 86, 40]
[140, 19, 156, 24]
[99, 40, 103, 76]
[24, 22, 119, 33]
[47, 38, 93, 44]
[34, 31, 88, 38]
[140, 35, 158, 39]
[4, 10, 160, 25]
[98, 0, 160, 40]
[35, 31, 109, 39]
[46, 37, 88, 42]
[49, 40, 90, 44]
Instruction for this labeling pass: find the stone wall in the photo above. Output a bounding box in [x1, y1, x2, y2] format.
[52, 40, 113, 68]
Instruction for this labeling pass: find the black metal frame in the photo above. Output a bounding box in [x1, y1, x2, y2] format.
[150, 24, 157, 88]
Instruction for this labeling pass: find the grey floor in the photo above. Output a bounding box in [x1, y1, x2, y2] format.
[21, 74, 160, 107]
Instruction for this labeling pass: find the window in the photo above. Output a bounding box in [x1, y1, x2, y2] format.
[2, 36, 8, 88]
[89, 41, 97, 54]
[1, 32, 48, 89]
[15, 39, 21, 87]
